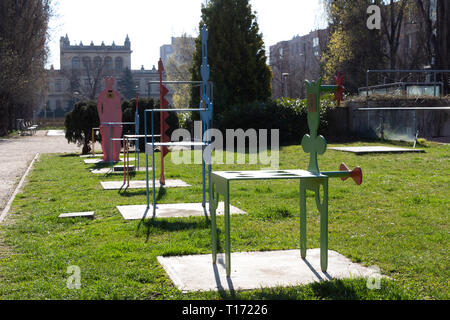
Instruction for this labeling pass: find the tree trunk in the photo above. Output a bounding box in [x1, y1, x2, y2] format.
[0, 94, 11, 136]
[437, 0, 449, 94]
[82, 138, 91, 155]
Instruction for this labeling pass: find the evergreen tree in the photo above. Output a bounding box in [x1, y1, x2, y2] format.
[190, 0, 272, 121]
[117, 67, 136, 100]
[64, 101, 99, 154]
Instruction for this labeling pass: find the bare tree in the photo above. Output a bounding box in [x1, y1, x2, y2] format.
[414, 0, 437, 67]
[0, 0, 51, 135]
[165, 34, 195, 108]
[380, 0, 409, 70]
[437, 0, 449, 93]
[62, 53, 108, 102]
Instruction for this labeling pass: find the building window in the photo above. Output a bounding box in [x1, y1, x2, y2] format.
[82, 57, 91, 69]
[313, 37, 319, 48]
[93, 56, 102, 69]
[72, 57, 80, 69]
[279, 48, 284, 60]
[105, 57, 113, 70]
[115, 57, 123, 71]
[55, 79, 62, 92]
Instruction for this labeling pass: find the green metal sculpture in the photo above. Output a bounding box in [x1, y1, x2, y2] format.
[299, 73, 361, 272]
[209, 74, 362, 277]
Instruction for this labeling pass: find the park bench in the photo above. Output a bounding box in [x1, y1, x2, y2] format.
[17, 119, 37, 136]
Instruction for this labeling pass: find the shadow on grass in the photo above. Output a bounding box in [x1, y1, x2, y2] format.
[134, 186, 210, 243]
[212, 277, 412, 300]
[118, 184, 163, 198]
[59, 153, 80, 158]
[214, 279, 367, 300]
[137, 217, 212, 243]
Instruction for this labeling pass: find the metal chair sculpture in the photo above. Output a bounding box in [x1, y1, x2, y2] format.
[209, 74, 363, 277]
[122, 94, 161, 187]
[144, 25, 214, 218]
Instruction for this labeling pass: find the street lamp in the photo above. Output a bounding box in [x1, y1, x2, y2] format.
[282, 73, 290, 97]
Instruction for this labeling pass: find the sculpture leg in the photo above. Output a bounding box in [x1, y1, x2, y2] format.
[315, 179, 329, 273]
[100, 126, 111, 162]
[210, 186, 219, 264]
[223, 183, 231, 277]
[300, 180, 307, 259]
[113, 125, 123, 162]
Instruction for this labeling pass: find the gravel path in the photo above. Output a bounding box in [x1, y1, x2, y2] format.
[0, 130, 81, 215]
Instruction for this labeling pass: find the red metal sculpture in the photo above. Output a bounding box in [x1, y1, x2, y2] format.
[158, 59, 170, 185]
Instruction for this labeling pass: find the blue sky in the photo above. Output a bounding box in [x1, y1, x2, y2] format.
[47, 0, 327, 70]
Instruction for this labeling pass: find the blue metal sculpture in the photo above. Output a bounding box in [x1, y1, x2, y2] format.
[144, 25, 214, 218]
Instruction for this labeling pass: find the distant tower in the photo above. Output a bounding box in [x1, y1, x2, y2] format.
[125, 34, 130, 49]
[59, 34, 70, 69]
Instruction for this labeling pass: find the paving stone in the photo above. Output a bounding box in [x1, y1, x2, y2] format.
[46, 130, 65, 136]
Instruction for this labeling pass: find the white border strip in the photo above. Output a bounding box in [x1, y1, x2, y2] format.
[0, 153, 40, 223]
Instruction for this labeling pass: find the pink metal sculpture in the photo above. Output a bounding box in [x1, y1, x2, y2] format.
[97, 77, 122, 162]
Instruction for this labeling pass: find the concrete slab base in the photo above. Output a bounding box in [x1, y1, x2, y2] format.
[157, 249, 382, 292]
[80, 154, 103, 158]
[100, 179, 190, 190]
[116, 202, 246, 220]
[90, 167, 148, 174]
[329, 146, 424, 155]
[84, 158, 134, 164]
[58, 211, 95, 219]
[112, 165, 136, 172]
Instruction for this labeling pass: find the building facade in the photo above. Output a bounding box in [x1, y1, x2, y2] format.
[269, 28, 329, 99]
[44, 34, 161, 117]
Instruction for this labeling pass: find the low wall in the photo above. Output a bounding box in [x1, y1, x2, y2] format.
[331, 97, 450, 141]
[36, 117, 66, 128]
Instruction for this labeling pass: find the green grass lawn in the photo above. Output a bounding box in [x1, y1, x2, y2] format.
[0, 140, 448, 300]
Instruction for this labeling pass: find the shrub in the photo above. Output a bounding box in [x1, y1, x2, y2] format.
[216, 94, 337, 146]
[64, 101, 99, 154]
[65, 98, 180, 154]
[121, 98, 179, 151]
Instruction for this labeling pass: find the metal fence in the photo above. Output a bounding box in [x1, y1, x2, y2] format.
[358, 82, 443, 97]
[361, 69, 450, 97]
